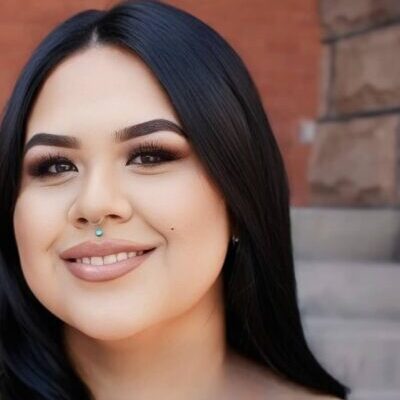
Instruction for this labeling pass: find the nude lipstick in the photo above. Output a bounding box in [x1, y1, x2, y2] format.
[59, 239, 156, 282]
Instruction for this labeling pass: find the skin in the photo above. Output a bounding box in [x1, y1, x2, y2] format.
[13, 44, 339, 400]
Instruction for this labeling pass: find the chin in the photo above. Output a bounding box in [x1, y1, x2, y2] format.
[64, 312, 153, 342]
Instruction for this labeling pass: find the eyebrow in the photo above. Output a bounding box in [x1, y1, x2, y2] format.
[23, 118, 186, 156]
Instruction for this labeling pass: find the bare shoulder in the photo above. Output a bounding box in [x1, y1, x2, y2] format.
[222, 351, 342, 400]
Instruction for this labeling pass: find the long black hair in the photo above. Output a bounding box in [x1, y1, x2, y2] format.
[0, 1, 350, 398]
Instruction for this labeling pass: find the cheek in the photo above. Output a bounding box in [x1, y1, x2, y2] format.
[14, 188, 66, 254]
[132, 168, 230, 308]
[13, 189, 66, 300]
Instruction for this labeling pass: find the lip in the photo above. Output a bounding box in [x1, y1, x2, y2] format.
[59, 239, 156, 260]
[63, 248, 155, 282]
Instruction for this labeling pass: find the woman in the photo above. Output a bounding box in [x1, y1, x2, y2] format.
[0, 1, 350, 399]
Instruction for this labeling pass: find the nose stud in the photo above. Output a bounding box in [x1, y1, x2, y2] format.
[90, 217, 105, 237]
[95, 227, 104, 237]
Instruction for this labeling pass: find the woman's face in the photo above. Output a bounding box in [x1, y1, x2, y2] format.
[13, 45, 231, 340]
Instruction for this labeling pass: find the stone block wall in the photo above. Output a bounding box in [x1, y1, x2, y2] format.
[320, 0, 400, 38]
[309, 0, 400, 205]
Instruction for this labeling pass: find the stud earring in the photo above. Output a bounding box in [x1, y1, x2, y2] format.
[232, 234, 239, 244]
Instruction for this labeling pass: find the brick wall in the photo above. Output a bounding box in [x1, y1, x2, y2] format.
[0, 0, 321, 205]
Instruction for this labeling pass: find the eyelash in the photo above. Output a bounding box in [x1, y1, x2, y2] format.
[27, 140, 182, 178]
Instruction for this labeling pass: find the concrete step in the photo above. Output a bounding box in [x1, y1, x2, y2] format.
[295, 260, 400, 319]
[348, 391, 400, 400]
[290, 207, 400, 261]
[302, 317, 400, 391]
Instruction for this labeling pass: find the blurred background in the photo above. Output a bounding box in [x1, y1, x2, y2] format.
[1, 1, 399, 399]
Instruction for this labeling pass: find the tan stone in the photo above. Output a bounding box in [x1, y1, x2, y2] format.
[332, 25, 400, 114]
[320, 0, 400, 37]
[308, 115, 400, 206]
[318, 45, 332, 118]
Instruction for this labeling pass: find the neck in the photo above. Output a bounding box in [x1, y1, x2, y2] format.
[64, 276, 228, 400]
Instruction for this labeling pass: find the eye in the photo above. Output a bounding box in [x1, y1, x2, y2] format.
[126, 140, 181, 168]
[26, 141, 183, 179]
[27, 152, 78, 178]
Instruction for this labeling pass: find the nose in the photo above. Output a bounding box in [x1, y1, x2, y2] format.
[67, 165, 133, 231]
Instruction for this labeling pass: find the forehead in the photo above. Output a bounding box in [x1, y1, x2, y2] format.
[26, 44, 178, 142]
